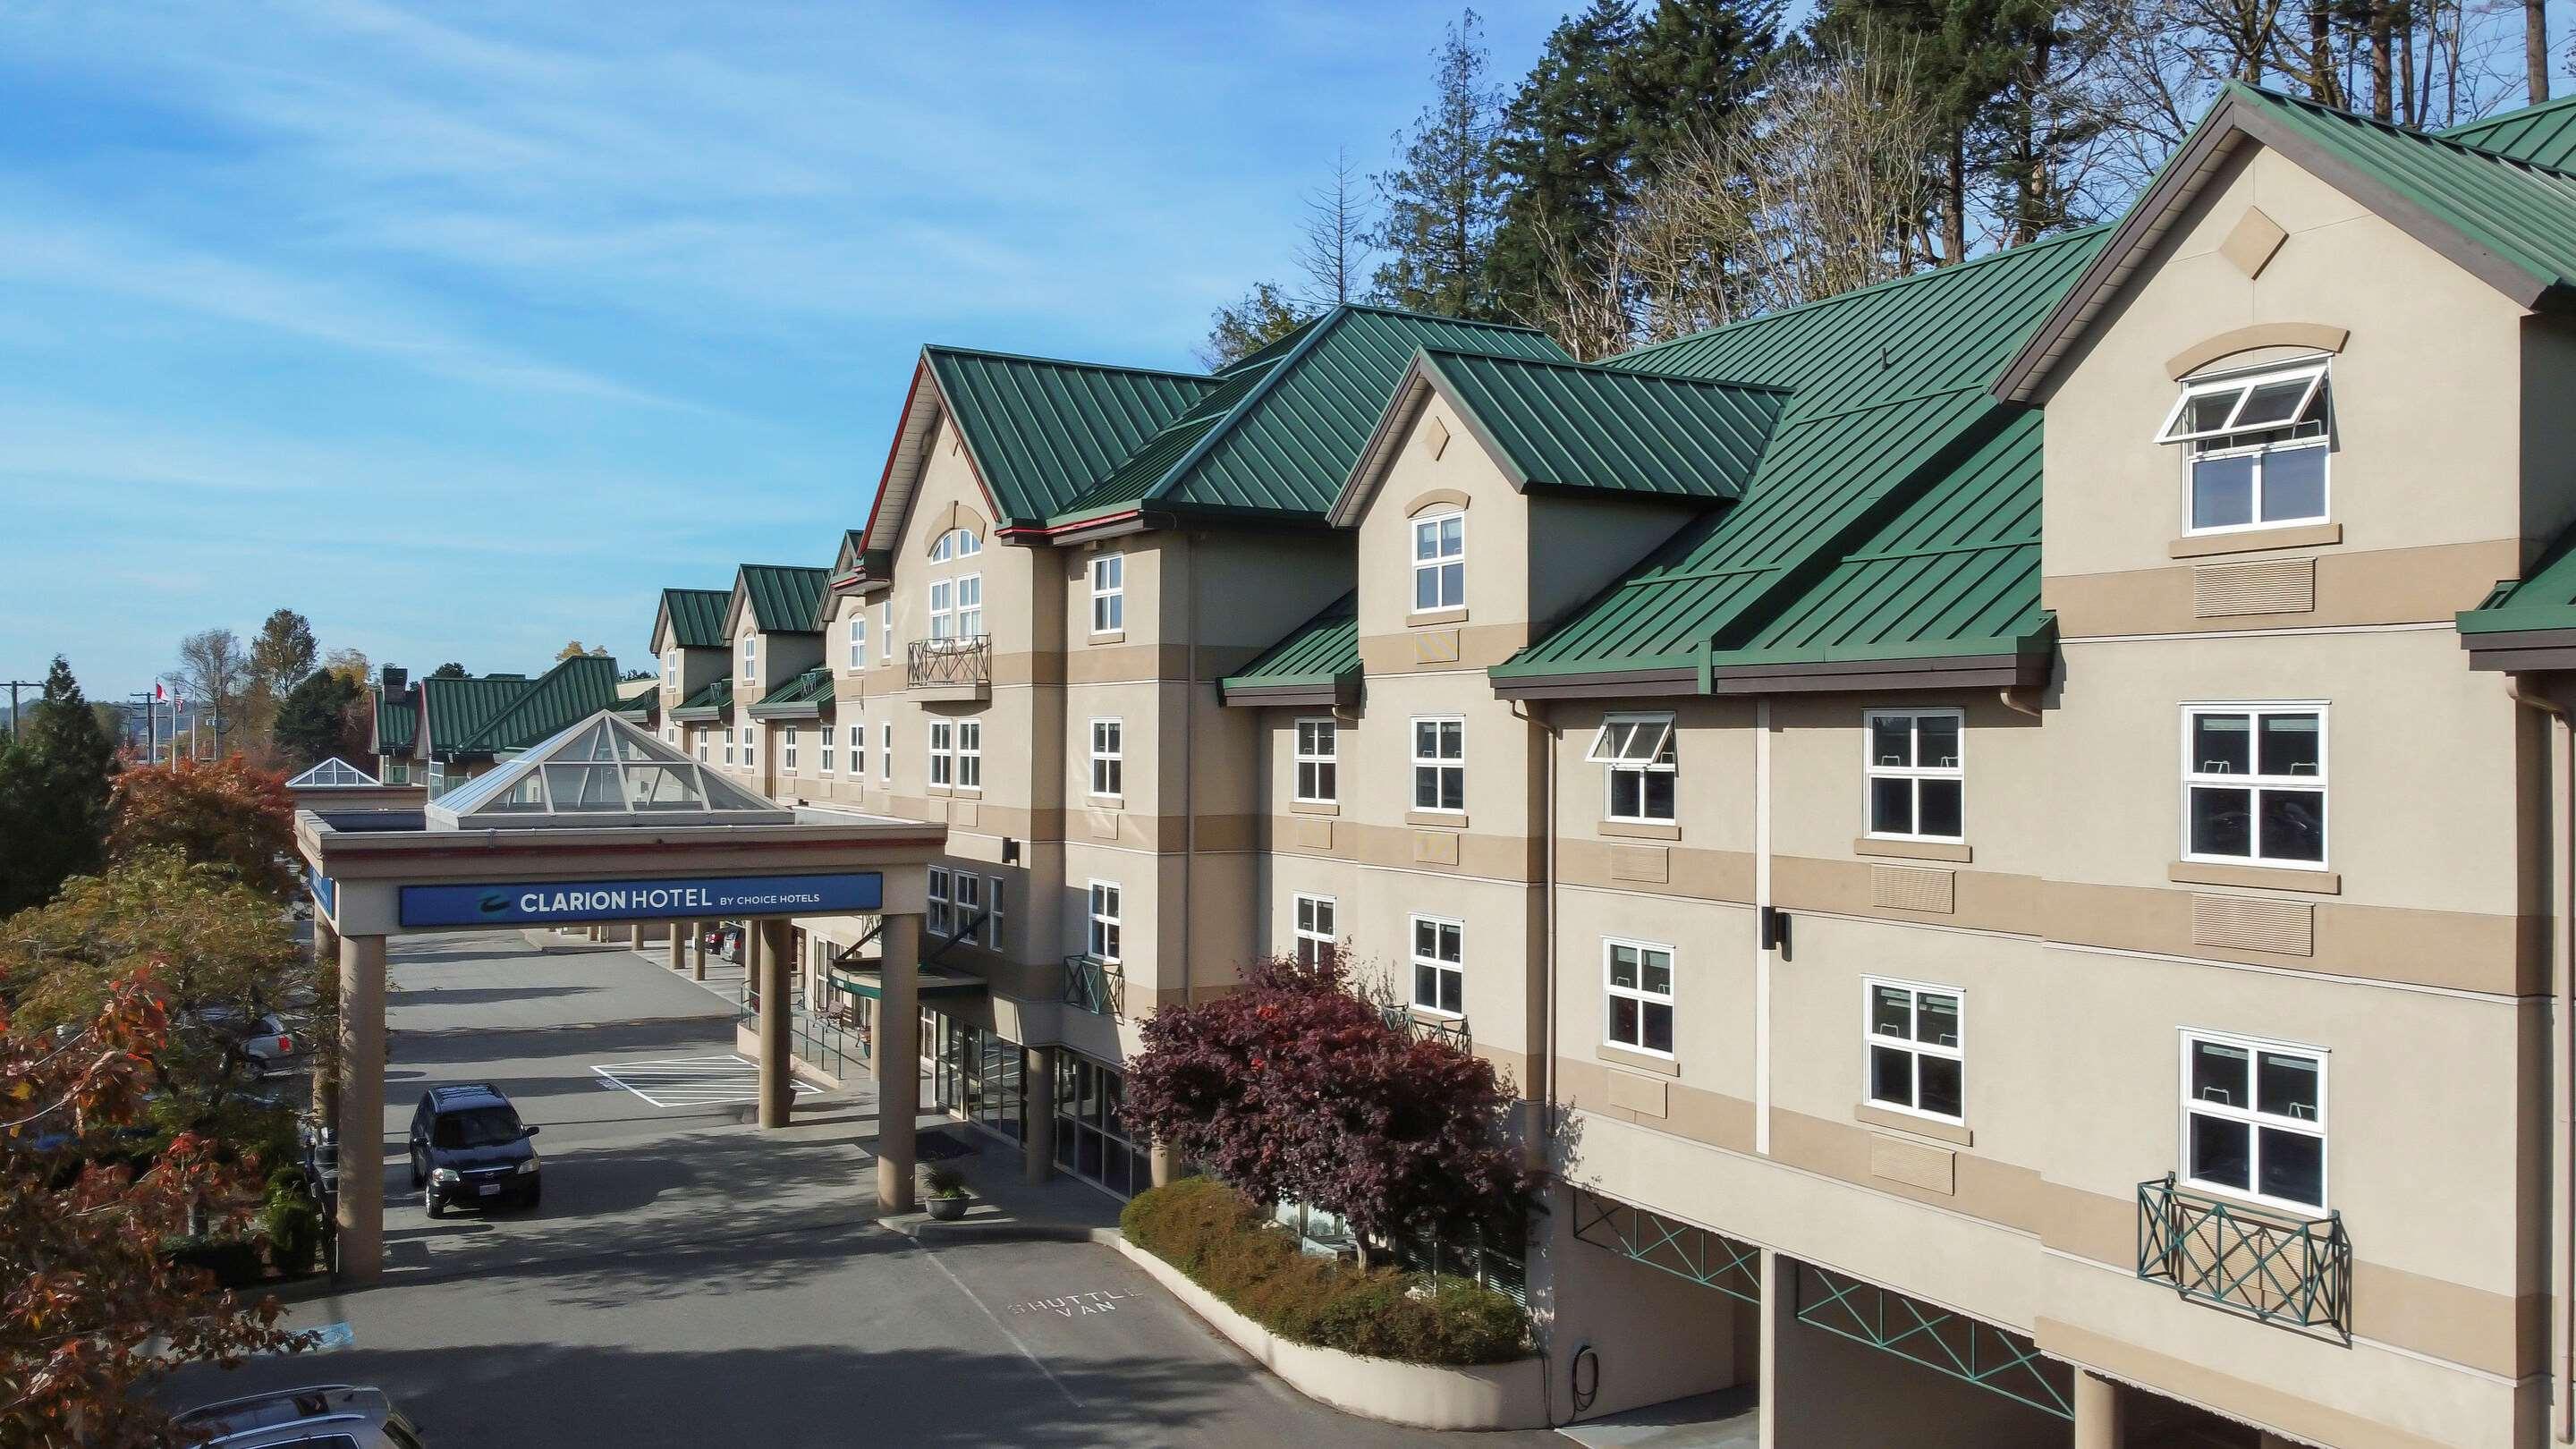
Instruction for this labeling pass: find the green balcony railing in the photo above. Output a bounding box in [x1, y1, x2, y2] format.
[1377, 1004, 1470, 1050]
[1063, 955, 1124, 1017]
[2137, 1174, 2351, 1340]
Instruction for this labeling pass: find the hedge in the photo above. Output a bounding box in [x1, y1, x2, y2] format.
[1121, 1178, 1530, 1366]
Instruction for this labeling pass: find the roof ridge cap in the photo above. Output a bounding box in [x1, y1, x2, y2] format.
[1136, 308, 1353, 505]
[1419, 345, 1797, 395]
[1335, 302, 1555, 335]
[2233, 78, 2576, 177]
[2441, 90, 2576, 139]
[921, 343, 1213, 384]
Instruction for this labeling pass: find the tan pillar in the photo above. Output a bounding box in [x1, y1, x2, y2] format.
[1023, 1044, 1056, 1184]
[875, 913, 921, 1213]
[2075, 1371, 2126, 1448]
[757, 919, 794, 1128]
[1149, 1142, 1177, 1189]
[691, 919, 708, 980]
[1758, 1250, 1784, 1449]
[335, 933, 387, 1281]
[665, 921, 684, 971]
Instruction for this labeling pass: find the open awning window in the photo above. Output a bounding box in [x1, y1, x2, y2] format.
[2153, 363, 2328, 446]
[1585, 716, 1675, 769]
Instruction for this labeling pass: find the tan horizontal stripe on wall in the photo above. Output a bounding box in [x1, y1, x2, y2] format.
[2036, 1317, 2461, 1449]
[2046, 879, 2538, 996]
[1553, 1055, 1757, 1153]
[2044, 538, 2521, 638]
[1358, 623, 1530, 674]
[1264, 814, 1543, 882]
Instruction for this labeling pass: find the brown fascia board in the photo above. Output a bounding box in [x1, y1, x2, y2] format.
[1706, 652, 2048, 696]
[1997, 94, 2557, 403]
[2462, 627, 2576, 672]
[1490, 666, 1701, 701]
[1218, 678, 1359, 708]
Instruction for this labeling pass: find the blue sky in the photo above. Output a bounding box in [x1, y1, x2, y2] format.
[0, 1, 1566, 698]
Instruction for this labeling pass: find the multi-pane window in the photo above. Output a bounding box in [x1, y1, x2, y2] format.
[928, 722, 953, 787]
[1089, 719, 1123, 798]
[2182, 1031, 2326, 1211]
[723, 727, 736, 766]
[697, 730, 709, 764]
[952, 872, 985, 945]
[1604, 940, 1674, 1055]
[848, 722, 865, 779]
[1411, 717, 1464, 813]
[1412, 513, 1464, 611]
[877, 602, 891, 662]
[1411, 915, 1463, 1016]
[819, 729, 835, 775]
[741, 635, 758, 681]
[929, 528, 982, 562]
[783, 726, 800, 774]
[1293, 718, 1337, 803]
[955, 720, 981, 790]
[741, 725, 756, 766]
[1091, 555, 1124, 633]
[2155, 362, 2331, 533]
[1588, 714, 1676, 823]
[928, 580, 956, 640]
[1865, 980, 1963, 1123]
[1293, 894, 1336, 967]
[848, 613, 867, 669]
[880, 722, 892, 782]
[1865, 709, 1963, 841]
[927, 866, 953, 939]
[2183, 706, 2326, 867]
[663, 648, 677, 688]
[954, 574, 983, 638]
[1088, 881, 1122, 962]
[986, 876, 1007, 953]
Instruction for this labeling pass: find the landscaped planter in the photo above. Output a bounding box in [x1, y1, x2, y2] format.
[925, 1194, 970, 1221]
[1112, 1235, 1548, 1430]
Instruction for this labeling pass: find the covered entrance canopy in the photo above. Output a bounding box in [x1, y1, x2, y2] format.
[295, 711, 946, 1282]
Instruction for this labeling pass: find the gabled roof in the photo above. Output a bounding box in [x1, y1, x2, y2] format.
[427, 712, 793, 830]
[1218, 592, 1360, 708]
[373, 686, 416, 754]
[919, 347, 1215, 527]
[669, 676, 734, 720]
[732, 564, 831, 635]
[2458, 517, 2576, 669]
[1049, 360, 1281, 521]
[284, 757, 378, 788]
[418, 674, 535, 757]
[1331, 349, 1788, 526]
[749, 665, 836, 717]
[654, 588, 729, 652]
[2443, 93, 2576, 168]
[1495, 225, 2107, 691]
[453, 655, 623, 755]
[1999, 81, 2576, 402]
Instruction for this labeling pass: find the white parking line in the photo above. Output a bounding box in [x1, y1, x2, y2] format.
[589, 1054, 819, 1108]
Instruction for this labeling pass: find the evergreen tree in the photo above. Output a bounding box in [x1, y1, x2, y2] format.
[243, 607, 317, 745]
[1487, 0, 1640, 326]
[1617, 0, 1783, 180]
[1196, 283, 1314, 369]
[1368, 10, 1509, 320]
[273, 668, 363, 770]
[429, 662, 469, 680]
[0, 657, 118, 918]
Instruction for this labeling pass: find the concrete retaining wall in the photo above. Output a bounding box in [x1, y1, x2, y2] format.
[1110, 1236, 1549, 1431]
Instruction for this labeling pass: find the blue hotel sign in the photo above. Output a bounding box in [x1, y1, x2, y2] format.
[309, 871, 337, 919]
[400, 872, 882, 928]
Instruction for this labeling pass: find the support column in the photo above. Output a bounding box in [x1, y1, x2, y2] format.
[757, 919, 794, 1128]
[1023, 1044, 1056, 1184]
[691, 919, 708, 980]
[666, 921, 685, 971]
[2075, 1371, 2126, 1448]
[335, 933, 386, 1282]
[875, 913, 921, 1213]
[1758, 1250, 1785, 1449]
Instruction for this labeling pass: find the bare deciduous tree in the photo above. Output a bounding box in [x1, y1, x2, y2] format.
[174, 628, 246, 759]
[1298, 147, 1374, 308]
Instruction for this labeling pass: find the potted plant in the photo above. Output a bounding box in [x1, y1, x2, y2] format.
[922, 1165, 971, 1221]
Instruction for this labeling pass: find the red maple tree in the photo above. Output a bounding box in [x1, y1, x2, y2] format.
[106, 757, 296, 902]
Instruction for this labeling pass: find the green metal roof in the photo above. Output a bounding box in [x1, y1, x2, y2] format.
[417, 674, 531, 757]
[2442, 93, 2576, 169]
[1219, 592, 1359, 704]
[2459, 525, 2576, 634]
[374, 687, 416, 753]
[658, 588, 730, 650]
[1498, 225, 2107, 683]
[1411, 350, 1786, 503]
[669, 676, 734, 720]
[454, 655, 623, 755]
[737, 564, 831, 634]
[748, 665, 836, 716]
[926, 347, 1216, 526]
[1050, 360, 1279, 521]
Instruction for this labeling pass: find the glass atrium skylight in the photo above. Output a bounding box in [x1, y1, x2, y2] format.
[284, 758, 379, 788]
[426, 712, 794, 829]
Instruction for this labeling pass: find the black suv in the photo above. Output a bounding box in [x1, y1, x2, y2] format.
[407, 1084, 540, 1217]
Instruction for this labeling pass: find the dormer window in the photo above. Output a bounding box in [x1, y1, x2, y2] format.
[1413, 513, 1464, 612]
[929, 528, 982, 562]
[2156, 361, 2330, 534]
[740, 635, 757, 681]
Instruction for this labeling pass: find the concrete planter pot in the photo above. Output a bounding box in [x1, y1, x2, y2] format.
[925, 1194, 970, 1221]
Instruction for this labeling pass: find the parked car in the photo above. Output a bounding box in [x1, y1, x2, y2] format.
[406, 1084, 539, 1217]
[198, 1007, 308, 1078]
[172, 1384, 426, 1448]
[703, 923, 744, 962]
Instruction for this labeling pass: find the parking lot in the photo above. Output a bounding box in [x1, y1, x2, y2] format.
[162, 930, 1564, 1447]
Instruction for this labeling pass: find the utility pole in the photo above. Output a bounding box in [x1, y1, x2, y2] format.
[128, 691, 158, 764]
[0, 680, 39, 744]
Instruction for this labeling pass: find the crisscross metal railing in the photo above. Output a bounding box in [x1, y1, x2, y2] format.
[1567, 1187, 1760, 1304]
[1376, 1004, 1470, 1049]
[1062, 955, 1124, 1017]
[1792, 1263, 2073, 1419]
[907, 635, 990, 689]
[2137, 1174, 2351, 1340]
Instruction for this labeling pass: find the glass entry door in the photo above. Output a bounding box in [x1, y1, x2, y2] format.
[1052, 1053, 1147, 1198]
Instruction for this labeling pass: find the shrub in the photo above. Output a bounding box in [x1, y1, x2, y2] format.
[1122, 1179, 1530, 1366]
[261, 1194, 323, 1275]
[922, 1165, 968, 1199]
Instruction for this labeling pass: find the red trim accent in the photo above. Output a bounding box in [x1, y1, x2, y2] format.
[860, 354, 1017, 560]
[324, 833, 945, 867]
[1002, 510, 1146, 541]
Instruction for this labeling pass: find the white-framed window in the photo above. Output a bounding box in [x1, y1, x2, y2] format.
[956, 719, 981, 791]
[1292, 894, 1336, 968]
[1411, 716, 1464, 813]
[847, 722, 865, 779]
[928, 721, 953, 787]
[1293, 718, 1336, 804]
[1087, 881, 1122, 962]
[783, 726, 800, 774]
[819, 728, 835, 775]
[986, 876, 1007, 953]
[1604, 939, 1674, 1055]
[741, 634, 758, 682]
[2155, 360, 2331, 534]
[2182, 704, 2326, 868]
[955, 574, 983, 639]
[662, 648, 677, 688]
[877, 601, 891, 662]
[697, 729, 709, 764]
[1864, 709, 1963, 841]
[1411, 915, 1463, 1016]
[384, 760, 411, 784]
[1412, 512, 1464, 612]
[928, 866, 953, 939]
[664, 723, 676, 745]
[1089, 718, 1123, 798]
[2182, 1030, 2326, 1212]
[952, 871, 984, 946]
[880, 721, 891, 782]
[741, 725, 756, 766]
[848, 612, 867, 670]
[929, 528, 982, 562]
[1588, 714, 1675, 824]
[928, 579, 955, 640]
[1090, 554, 1124, 634]
[723, 726, 735, 766]
[1864, 979, 1963, 1123]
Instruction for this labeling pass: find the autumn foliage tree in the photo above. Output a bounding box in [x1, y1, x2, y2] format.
[107, 757, 296, 902]
[0, 968, 302, 1445]
[1123, 950, 1530, 1264]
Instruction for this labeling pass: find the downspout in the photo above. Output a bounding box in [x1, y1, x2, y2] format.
[1754, 696, 1773, 1157]
[1182, 533, 1199, 1008]
[2515, 675, 2575, 1444]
